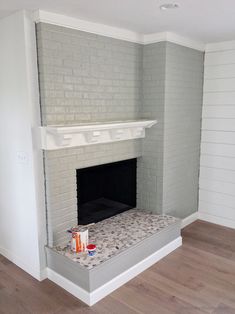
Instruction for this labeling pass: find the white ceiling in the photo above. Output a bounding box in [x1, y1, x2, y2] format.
[1, 0, 235, 43]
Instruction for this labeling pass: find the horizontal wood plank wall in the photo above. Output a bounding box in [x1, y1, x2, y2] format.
[199, 42, 235, 228]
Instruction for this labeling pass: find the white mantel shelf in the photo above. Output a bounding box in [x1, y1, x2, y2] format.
[39, 120, 157, 150]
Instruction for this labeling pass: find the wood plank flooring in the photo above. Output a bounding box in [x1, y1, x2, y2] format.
[1, 220, 235, 314]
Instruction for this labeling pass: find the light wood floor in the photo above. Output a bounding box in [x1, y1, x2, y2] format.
[1, 220, 235, 314]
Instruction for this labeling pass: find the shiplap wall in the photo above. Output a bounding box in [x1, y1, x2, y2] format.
[199, 42, 235, 228]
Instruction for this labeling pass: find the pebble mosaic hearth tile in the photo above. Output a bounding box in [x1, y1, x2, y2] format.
[53, 209, 179, 269]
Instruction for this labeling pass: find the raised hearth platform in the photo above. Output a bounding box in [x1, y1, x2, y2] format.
[46, 209, 181, 305]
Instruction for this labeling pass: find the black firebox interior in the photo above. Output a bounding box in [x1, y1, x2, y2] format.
[76, 158, 136, 225]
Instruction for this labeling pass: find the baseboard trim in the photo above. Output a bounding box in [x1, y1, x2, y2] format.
[198, 212, 235, 230]
[0, 246, 45, 281]
[40, 268, 48, 281]
[181, 212, 199, 229]
[47, 236, 182, 306]
[47, 268, 91, 304]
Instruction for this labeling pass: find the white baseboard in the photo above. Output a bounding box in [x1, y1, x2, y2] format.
[198, 212, 235, 230]
[180, 211, 235, 230]
[181, 212, 199, 229]
[0, 246, 46, 281]
[47, 268, 91, 305]
[40, 268, 48, 281]
[47, 236, 182, 306]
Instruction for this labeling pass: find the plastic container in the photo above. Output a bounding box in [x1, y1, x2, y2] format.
[87, 244, 96, 256]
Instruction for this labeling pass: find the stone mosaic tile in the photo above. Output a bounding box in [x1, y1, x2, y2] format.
[52, 209, 179, 270]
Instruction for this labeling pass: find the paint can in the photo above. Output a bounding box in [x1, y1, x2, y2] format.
[71, 227, 88, 253]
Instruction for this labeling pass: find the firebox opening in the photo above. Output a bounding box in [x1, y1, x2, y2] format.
[76, 158, 137, 225]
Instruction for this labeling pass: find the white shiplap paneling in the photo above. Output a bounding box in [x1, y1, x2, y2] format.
[204, 50, 235, 66]
[199, 46, 235, 227]
[200, 166, 235, 184]
[203, 92, 235, 105]
[202, 118, 235, 132]
[200, 155, 235, 171]
[201, 131, 235, 145]
[202, 106, 235, 118]
[200, 189, 235, 209]
[204, 78, 235, 92]
[204, 64, 235, 79]
[200, 178, 235, 196]
[201, 143, 235, 158]
[199, 201, 235, 222]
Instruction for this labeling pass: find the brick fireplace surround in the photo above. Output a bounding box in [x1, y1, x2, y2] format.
[36, 22, 203, 247]
[33, 17, 204, 306]
[37, 22, 143, 246]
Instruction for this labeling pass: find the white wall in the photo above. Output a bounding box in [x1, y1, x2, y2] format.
[199, 41, 235, 228]
[0, 11, 47, 279]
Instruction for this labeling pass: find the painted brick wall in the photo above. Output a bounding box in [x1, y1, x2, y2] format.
[44, 142, 141, 246]
[139, 42, 203, 218]
[36, 23, 143, 246]
[137, 42, 166, 213]
[163, 43, 204, 218]
[36, 23, 142, 125]
[36, 22, 204, 246]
